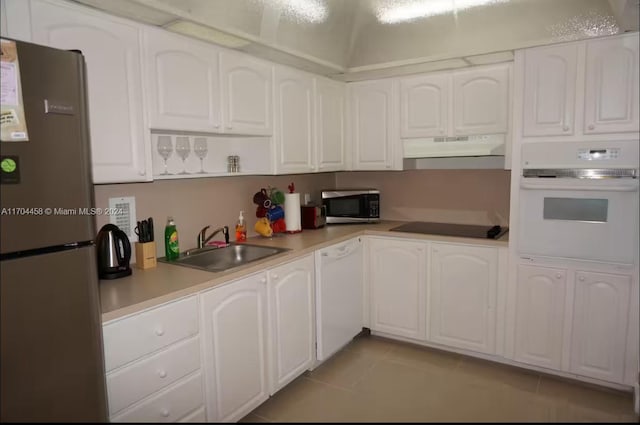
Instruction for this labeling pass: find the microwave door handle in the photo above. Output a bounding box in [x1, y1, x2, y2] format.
[520, 180, 639, 192]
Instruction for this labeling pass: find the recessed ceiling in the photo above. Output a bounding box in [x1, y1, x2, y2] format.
[72, 0, 638, 80]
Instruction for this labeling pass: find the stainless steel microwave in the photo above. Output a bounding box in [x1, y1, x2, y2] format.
[321, 189, 380, 224]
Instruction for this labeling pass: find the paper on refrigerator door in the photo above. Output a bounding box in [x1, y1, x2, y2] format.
[1, 38, 29, 142]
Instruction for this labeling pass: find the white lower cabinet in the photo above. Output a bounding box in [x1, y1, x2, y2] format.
[368, 237, 427, 340]
[267, 255, 315, 395]
[429, 243, 498, 354]
[200, 272, 269, 423]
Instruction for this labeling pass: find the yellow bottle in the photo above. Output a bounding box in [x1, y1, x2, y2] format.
[235, 210, 247, 242]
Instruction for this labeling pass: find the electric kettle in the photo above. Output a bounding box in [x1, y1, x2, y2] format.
[96, 224, 132, 279]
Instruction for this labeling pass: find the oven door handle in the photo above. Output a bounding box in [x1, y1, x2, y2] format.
[520, 179, 639, 192]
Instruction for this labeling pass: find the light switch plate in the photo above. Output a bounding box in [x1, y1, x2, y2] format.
[109, 196, 137, 241]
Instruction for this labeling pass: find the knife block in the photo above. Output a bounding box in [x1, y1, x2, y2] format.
[135, 241, 157, 270]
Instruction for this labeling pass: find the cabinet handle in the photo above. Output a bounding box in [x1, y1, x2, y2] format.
[588, 125, 595, 130]
[272, 274, 279, 280]
[226, 125, 233, 130]
[158, 370, 167, 378]
[213, 124, 220, 128]
[563, 126, 569, 132]
[578, 275, 585, 281]
[260, 277, 267, 284]
[155, 327, 165, 336]
[139, 170, 146, 176]
[160, 408, 170, 418]
[555, 273, 562, 279]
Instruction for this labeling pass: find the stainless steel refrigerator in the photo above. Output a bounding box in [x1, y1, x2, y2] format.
[0, 39, 107, 422]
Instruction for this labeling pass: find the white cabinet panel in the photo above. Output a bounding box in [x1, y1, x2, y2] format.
[369, 237, 426, 340]
[429, 243, 498, 354]
[30, 0, 151, 183]
[200, 273, 269, 423]
[349, 79, 398, 170]
[514, 264, 567, 370]
[274, 67, 314, 173]
[267, 255, 315, 394]
[315, 77, 346, 171]
[144, 27, 220, 132]
[220, 51, 272, 135]
[522, 44, 578, 137]
[400, 73, 448, 138]
[453, 64, 508, 135]
[1, 0, 32, 41]
[584, 34, 639, 134]
[570, 271, 631, 383]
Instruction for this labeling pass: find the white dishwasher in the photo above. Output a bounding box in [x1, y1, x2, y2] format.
[315, 237, 363, 361]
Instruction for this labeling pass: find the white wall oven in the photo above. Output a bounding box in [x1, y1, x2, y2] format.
[518, 141, 639, 264]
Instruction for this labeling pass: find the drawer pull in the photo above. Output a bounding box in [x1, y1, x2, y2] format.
[155, 327, 165, 336]
[158, 369, 167, 378]
[160, 408, 170, 418]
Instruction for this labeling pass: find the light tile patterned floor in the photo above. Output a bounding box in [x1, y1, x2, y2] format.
[241, 335, 638, 423]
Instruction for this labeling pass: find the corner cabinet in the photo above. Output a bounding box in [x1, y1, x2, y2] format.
[200, 273, 269, 423]
[429, 243, 498, 355]
[219, 51, 272, 136]
[348, 79, 400, 170]
[144, 26, 221, 133]
[30, 0, 151, 183]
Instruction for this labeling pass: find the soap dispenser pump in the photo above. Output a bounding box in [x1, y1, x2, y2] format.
[235, 210, 247, 242]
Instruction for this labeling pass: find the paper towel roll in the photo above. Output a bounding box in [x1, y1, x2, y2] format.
[284, 193, 301, 232]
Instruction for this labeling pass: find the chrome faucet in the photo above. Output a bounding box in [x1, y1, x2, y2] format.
[197, 225, 229, 249]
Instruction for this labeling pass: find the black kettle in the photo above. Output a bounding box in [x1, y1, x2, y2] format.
[96, 224, 132, 279]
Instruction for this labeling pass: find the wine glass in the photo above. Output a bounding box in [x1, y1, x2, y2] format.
[193, 137, 208, 174]
[175, 136, 191, 175]
[157, 135, 173, 175]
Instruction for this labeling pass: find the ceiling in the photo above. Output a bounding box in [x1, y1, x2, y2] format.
[72, 0, 639, 80]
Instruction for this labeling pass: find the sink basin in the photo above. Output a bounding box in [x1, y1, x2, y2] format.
[159, 243, 290, 272]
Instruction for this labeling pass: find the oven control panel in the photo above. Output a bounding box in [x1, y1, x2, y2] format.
[577, 148, 620, 161]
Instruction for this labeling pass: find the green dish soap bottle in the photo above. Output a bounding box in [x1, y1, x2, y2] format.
[164, 216, 180, 260]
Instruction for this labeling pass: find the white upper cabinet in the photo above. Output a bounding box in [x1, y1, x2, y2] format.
[400, 72, 449, 138]
[349, 79, 399, 170]
[30, 0, 151, 183]
[273, 66, 315, 174]
[315, 77, 346, 172]
[429, 243, 498, 355]
[584, 34, 639, 134]
[522, 44, 578, 137]
[220, 51, 272, 136]
[144, 27, 221, 133]
[453, 64, 509, 135]
[570, 271, 632, 383]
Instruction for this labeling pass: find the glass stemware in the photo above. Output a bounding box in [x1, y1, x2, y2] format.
[175, 136, 191, 175]
[193, 137, 208, 174]
[157, 135, 173, 175]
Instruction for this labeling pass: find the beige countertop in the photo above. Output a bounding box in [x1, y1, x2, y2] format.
[99, 221, 509, 323]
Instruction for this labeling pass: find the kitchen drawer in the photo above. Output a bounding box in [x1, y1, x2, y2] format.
[103, 296, 198, 371]
[178, 407, 206, 422]
[110, 372, 203, 423]
[107, 336, 201, 415]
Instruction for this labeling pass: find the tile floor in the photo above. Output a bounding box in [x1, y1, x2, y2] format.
[241, 335, 638, 423]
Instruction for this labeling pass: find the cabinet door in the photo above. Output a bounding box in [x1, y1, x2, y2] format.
[570, 271, 631, 383]
[522, 44, 578, 137]
[453, 64, 509, 135]
[315, 77, 346, 172]
[30, 0, 151, 183]
[144, 27, 221, 132]
[400, 73, 449, 138]
[220, 51, 272, 135]
[267, 255, 315, 394]
[274, 67, 314, 173]
[369, 238, 426, 340]
[584, 34, 639, 134]
[429, 243, 498, 354]
[1, 0, 32, 41]
[349, 79, 397, 170]
[200, 273, 269, 423]
[514, 265, 567, 370]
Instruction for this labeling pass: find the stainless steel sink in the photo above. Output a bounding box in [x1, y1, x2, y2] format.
[159, 243, 290, 272]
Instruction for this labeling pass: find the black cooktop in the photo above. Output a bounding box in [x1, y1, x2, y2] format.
[390, 222, 509, 240]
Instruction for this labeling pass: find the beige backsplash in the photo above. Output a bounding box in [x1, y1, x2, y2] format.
[94, 169, 510, 261]
[335, 169, 511, 226]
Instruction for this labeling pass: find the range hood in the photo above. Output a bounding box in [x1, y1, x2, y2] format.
[403, 134, 506, 158]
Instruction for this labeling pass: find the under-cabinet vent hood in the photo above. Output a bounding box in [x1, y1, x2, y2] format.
[403, 134, 506, 159]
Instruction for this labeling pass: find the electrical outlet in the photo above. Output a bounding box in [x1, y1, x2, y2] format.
[304, 193, 311, 205]
[109, 196, 137, 241]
